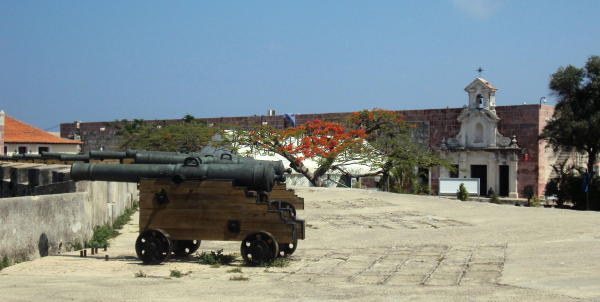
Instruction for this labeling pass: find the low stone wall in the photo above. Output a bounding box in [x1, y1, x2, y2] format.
[0, 179, 137, 263]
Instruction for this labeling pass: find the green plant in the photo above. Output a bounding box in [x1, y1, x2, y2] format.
[489, 191, 500, 204]
[266, 257, 290, 268]
[0, 255, 9, 271]
[86, 203, 138, 248]
[86, 225, 119, 248]
[198, 249, 236, 265]
[457, 183, 469, 201]
[229, 275, 249, 281]
[227, 268, 243, 273]
[529, 196, 541, 207]
[134, 270, 147, 278]
[170, 270, 182, 278]
[70, 240, 83, 251]
[523, 185, 535, 201]
[112, 202, 138, 230]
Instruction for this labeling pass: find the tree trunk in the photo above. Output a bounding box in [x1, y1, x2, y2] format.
[284, 153, 326, 187]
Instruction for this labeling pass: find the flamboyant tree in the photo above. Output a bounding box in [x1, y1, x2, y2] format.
[224, 109, 447, 190]
[224, 119, 367, 187]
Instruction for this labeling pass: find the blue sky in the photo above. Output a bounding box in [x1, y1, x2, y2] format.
[1, 0, 599, 130]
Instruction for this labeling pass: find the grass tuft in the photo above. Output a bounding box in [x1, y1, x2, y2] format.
[227, 268, 243, 273]
[229, 275, 249, 281]
[198, 249, 236, 265]
[170, 270, 182, 278]
[134, 270, 147, 278]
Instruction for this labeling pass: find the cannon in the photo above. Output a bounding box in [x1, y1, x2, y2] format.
[70, 160, 305, 265]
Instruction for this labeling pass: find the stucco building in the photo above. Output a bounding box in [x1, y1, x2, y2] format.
[0, 111, 81, 155]
[60, 78, 573, 197]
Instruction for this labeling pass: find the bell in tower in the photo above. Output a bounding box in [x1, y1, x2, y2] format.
[465, 78, 497, 111]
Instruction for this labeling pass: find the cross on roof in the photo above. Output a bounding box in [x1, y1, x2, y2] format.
[476, 67, 484, 76]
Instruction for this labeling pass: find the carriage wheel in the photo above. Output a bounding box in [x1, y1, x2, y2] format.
[241, 231, 279, 265]
[172, 240, 201, 257]
[135, 229, 172, 265]
[278, 240, 298, 257]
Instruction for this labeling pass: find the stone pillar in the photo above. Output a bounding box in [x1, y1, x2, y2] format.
[508, 154, 519, 198]
[0, 110, 5, 155]
[458, 152, 468, 178]
[487, 153, 497, 195]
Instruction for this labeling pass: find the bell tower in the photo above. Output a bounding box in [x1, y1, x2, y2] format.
[465, 78, 497, 111]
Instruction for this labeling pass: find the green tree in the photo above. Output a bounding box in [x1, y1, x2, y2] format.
[115, 118, 216, 152]
[345, 110, 450, 192]
[540, 56, 600, 209]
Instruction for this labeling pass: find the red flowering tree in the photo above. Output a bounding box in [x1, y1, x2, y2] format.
[225, 119, 367, 187]
[223, 109, 447, 190]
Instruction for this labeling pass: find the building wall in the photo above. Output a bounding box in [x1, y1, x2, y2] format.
[4, 143, 79, 155]
[59, 105, 551, 196]
[0, 111, 4, 156]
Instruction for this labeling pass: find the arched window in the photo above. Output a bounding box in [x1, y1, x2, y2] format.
[474, 123, 484, 143]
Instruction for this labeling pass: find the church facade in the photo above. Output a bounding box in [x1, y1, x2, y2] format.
[60, 78, 570, 197]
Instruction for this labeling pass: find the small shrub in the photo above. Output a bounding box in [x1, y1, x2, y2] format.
[227, 268, 243, 273]
[70, 240, 83, 251]
[529, 196, 541, 207]
[229, 275, 249, 281]
[0, 255, 9, 270]
[198, 249, 236, 265]
[134, 270, 146, 278]
[523, 185, 535, 201]
[86, 225, 118, 248]
[170, 270, 182, 278]
[489, 191, 500, 204]
[457, 183, 469, 201]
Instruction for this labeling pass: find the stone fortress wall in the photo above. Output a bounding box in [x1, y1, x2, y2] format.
[0, 161, 137, 263]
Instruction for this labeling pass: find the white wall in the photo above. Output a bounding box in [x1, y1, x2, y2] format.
[4, 143, 80, 155]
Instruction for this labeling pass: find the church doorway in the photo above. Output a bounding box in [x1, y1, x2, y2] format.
[499, 165, 509, 197]
[471, 165, 487, 196]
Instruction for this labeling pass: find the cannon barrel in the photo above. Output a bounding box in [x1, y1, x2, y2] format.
[60, 154, 90, 161]
[70, 162, 275, 191]
[133, 153, 286, 181]
[40, 152, 65, 159]
[88, 150, 130, 159]
[125, 149, 184, 158]
[23, 154, 43, 160]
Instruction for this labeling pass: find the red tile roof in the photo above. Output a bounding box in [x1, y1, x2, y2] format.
[4, 115, 81, 144]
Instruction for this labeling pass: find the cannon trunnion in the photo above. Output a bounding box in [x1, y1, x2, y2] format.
[137, 179, 305, 265]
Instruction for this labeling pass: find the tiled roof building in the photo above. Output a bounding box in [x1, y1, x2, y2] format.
[0, 111, 81, 155]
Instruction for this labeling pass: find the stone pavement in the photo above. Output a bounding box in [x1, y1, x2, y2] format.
[1, 187, 599, 301]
